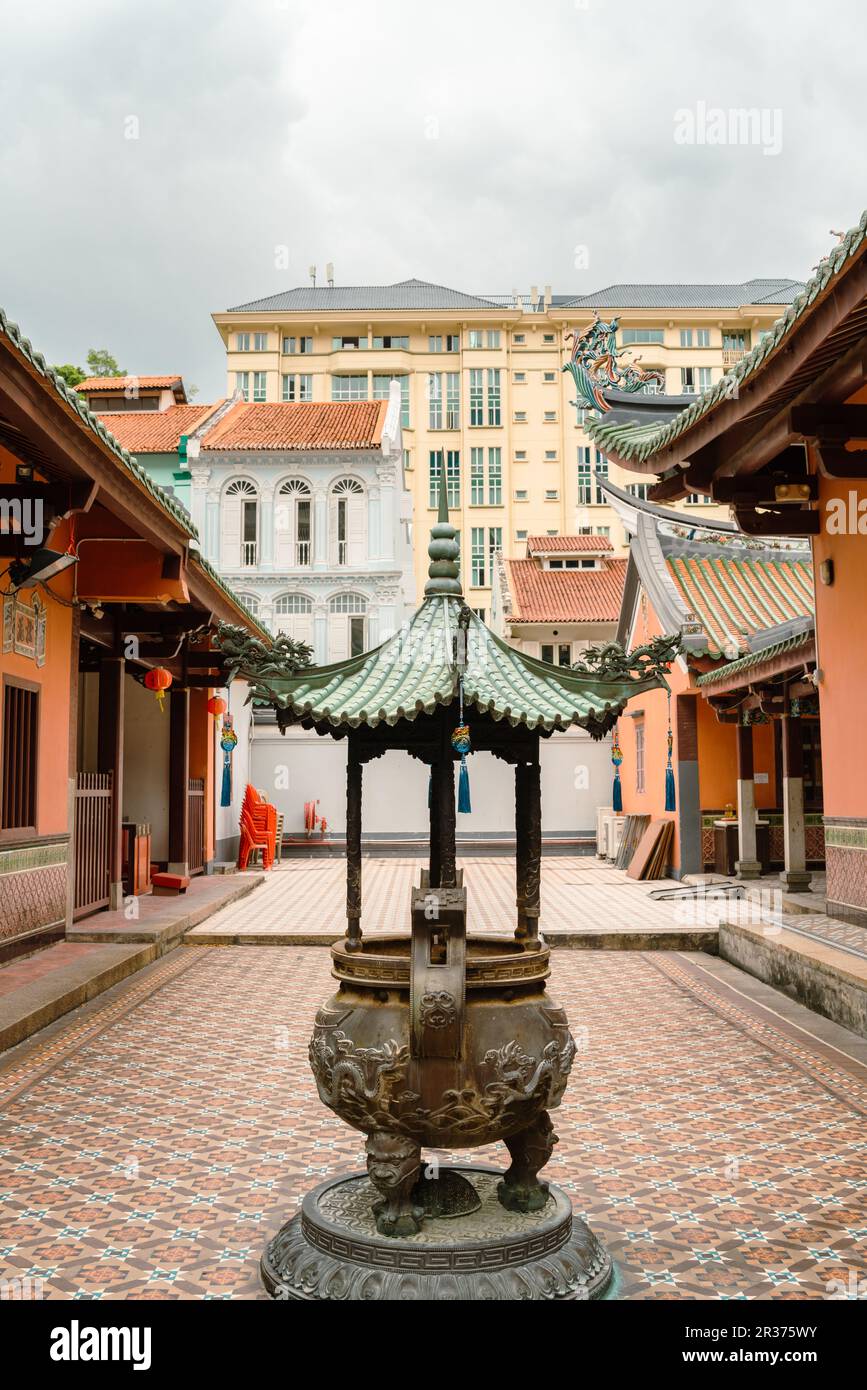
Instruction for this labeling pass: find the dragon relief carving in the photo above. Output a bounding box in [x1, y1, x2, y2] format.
[308, 1025, 577, 1141]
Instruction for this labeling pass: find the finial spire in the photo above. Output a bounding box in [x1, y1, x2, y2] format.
[425, 465, 463, 597]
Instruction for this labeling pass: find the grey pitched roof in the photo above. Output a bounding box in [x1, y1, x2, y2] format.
[560, 279, 804, 309]
[227, 278, 804, 315]
[227, 279, 503, 313]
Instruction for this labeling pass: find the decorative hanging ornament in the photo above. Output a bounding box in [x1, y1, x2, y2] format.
[144, 667, 173, 711]
[611, 727, 624, 813]
[452, 673, 472, 814]
[208, 695, 228, 717]
[664, 690, 676, 813]
[220, 711, 237, 808]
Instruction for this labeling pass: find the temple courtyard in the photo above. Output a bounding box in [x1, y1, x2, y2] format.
[1, 855, 865, 1302]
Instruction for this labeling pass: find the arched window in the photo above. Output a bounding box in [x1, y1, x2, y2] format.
[222, 479, 259, 569]
[329, 477, 366, 567]
[273, 592, 314, 645]
[275, 478, 313, 569]
[327, 592, 368, 661]
[236, 593, 260, 617]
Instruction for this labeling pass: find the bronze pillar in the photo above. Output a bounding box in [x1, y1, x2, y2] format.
[168, 687, 190, 876]
[97, 656, 125, 910]
[429, 761, 442, 888]
[346, 740, 363, 949]
[438, 717, 457, 889]
[515, 749, 541, 948]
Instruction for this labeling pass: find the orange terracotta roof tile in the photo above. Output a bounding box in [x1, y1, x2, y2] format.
[505, 558, 627, 623]
[527, 534, 614, 553]
[77, 375, 184, 393]
[93, 404, 221, 453]
[201, 401, 387, 451]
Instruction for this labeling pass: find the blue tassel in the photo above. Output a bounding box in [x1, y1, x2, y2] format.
[458, 756, 472, 814]
[612, 774, 623, 813]
[665, 766, 676, 813]
[220, 753, 232, 808]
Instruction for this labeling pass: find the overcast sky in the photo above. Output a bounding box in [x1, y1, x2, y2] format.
[1, 0, 865, 399]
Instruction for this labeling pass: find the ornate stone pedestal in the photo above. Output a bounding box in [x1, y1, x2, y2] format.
[261, 1166, 613, 1301]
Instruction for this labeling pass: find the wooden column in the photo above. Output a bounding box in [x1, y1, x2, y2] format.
[168, 687, 190, 875]
[780, 705, 811, 892]
[735, 721, 761, 879]
[97, 656, 125, 910]
[428, 761, 442, 888]
[345, 738, 363, 949]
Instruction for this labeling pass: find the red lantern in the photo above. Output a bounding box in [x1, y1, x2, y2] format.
[144, 667, 173, 711]
[208, 696, 227, 717]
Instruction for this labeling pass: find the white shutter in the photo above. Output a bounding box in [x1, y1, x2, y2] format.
[328, 613, 349, 663]
[274, 496, 293, 569]
[328, 496, 339, 565]
[221, 493, 242, 568]
[275, 612, 313, 648]
[347, 493, 366, 565]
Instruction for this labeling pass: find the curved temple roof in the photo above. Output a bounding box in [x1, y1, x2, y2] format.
[222, 484, 667, 737]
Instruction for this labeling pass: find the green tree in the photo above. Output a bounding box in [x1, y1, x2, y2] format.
[53, 363, 87, 388]
[85, 348, 126, 378]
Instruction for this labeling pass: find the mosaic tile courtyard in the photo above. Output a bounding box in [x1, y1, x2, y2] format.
[1, 902, 865, 1300]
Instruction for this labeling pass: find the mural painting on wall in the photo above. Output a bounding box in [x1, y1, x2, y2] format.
[2, 591, 46, 666]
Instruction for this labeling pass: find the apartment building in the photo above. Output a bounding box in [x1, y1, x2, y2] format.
[212, 276, 803, 619]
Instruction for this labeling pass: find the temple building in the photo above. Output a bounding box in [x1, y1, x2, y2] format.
[590, 211, 867, 924]
[601, 479, 819, 883]
[0, 309, 264, 958]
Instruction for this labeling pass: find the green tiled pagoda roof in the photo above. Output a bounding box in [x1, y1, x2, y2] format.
[586, 210, 867, 465]
[243, 596, 662, 733]
[665, 549, 813, 660]
[696, 627, 814, 686]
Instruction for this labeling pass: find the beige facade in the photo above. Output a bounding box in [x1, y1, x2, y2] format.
[212, 280, 801, 617]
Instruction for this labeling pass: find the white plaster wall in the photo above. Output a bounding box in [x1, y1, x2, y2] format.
[122, 675, 171, 860]
[250, 725, 612, 836]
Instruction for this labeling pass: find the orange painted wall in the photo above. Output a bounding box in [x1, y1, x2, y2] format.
[810, 416, 867, 820]
[189, 689, 216, 863]
[616, 593, 779, 872]
[0, 473, 75, 841]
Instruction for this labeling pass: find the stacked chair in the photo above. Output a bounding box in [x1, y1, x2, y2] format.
[238, 784, 278, 870]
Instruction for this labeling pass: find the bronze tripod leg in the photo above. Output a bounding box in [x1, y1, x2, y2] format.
[365, 1131, 424, 1237]
[497, 1111, 557, 1213]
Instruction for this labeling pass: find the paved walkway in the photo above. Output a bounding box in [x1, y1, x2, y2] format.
[187, 854, 694, 944]
[1, 938, 865, 1300]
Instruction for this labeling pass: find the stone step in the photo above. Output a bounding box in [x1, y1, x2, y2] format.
[0, 942, 155, 1052]
[719, 919, 867, 1039]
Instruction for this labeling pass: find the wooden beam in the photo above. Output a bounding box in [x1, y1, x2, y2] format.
[815, 443, 867, 479]
[734, 506, 820, 537]
[790, 403, 867, 438]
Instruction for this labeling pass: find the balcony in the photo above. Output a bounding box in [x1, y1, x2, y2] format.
[722, 348, 747, 367]
[242, 541, 258, 567]
[295, 540, 311, 567]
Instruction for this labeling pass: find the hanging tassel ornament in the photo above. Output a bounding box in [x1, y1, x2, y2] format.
[611, 727, 624, 812]
[452, 677, 472, 814]
[220, 711, 237, 809]
[664, 691, 676, 812]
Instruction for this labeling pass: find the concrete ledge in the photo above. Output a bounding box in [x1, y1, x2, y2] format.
[719, 920, 867, 1039]
[0, 942, 156, 1053]
[184, 928, 720, 951]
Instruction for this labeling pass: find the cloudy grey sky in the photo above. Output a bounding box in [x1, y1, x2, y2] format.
[2, 0, 865, 399]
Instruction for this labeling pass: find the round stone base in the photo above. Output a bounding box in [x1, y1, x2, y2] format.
[261, 1166, 613, 1301]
